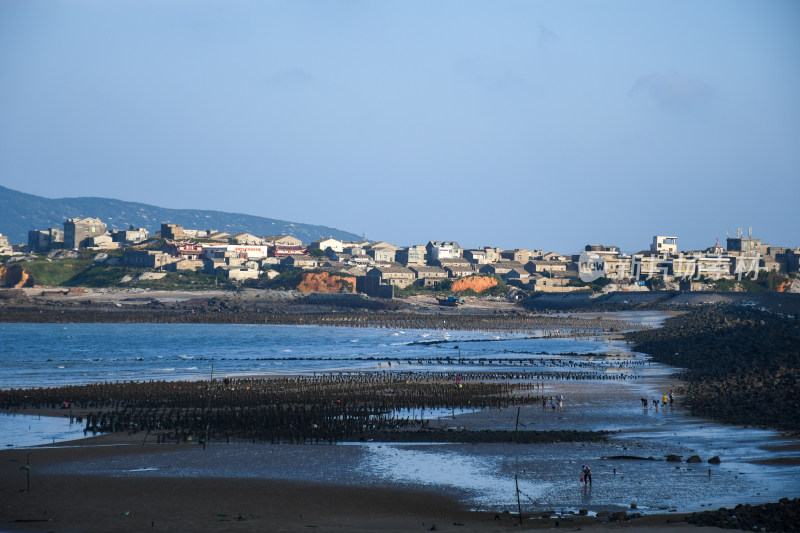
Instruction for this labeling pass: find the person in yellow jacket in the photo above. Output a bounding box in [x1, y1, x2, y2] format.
[662, 393, 668, 408]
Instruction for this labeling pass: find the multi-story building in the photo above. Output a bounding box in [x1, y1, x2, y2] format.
[28, 227, 64, 252]
[396, 245, 427, 266]
[651, 235, 678, 255]
[64, 217, 106, 249]
[426, 241, 462, 262]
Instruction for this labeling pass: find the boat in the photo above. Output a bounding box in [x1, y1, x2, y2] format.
[436, 296, 465, 307]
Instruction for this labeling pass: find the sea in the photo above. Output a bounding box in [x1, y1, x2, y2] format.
[2, 312, 799, 514]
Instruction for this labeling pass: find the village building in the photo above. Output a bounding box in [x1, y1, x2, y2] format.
[64, 217, 106, 249]
[123, 250, 175, 269]
[28, 227, 64, 253]
[263, 235, 303, 247]
[409, 265, 447, 287]
[396, 245, 427, 266]
[112, 228, 149, 244]
[651, 235, 678, 255]
[502, 268, 530, 282]
[163, 241, 204, 260]
[525, 260, 569, 275]
[230, 233, 264, 245]
[444, 263, 475, 278]
[160, 224, 185, 240]
[164, 259, 203, 272]
[463, 249, 489, 264]
[366, 265, 415, 288]
[426, 241, 462, 262]
[500, 249, 531, 263]
[366, 242, 399, 263]
[480, 261, 526, 277]
[726, 233, 763, 257]
[281, 254, 318, 269]
[308, 238, 344, 254]
[203, 245, 272, 260]
[0, 233, 14, 254]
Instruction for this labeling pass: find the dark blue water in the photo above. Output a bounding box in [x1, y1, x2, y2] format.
[0, 322, 644, 389]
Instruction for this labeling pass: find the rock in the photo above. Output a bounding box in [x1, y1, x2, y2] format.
[610, 511, 628, 521]
[666, 454, 682, 462]
[296, 272, 356, 294]
[687, 455, 702, 463]
[451, 276, 498, 293]
[92, 253, 109, 262]
[134, 272, 167, 281]
[630, 503, 637, 509]
[0, 265, 34, 288]
[708, 455, 721, 464]
[579, 509, 588, 515]
[47, 250, 80, 260]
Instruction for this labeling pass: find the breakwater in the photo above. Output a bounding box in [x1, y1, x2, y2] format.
[626, 306, 800, 432]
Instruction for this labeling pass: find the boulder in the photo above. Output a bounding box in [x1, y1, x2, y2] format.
[686, 455, 702, 463]
[708, 456, 721, 464]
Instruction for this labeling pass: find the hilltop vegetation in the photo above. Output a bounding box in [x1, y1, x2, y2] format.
[0, 185, 362, 244]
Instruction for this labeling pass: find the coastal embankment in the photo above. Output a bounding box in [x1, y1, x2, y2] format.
[626, 306, 800, 432]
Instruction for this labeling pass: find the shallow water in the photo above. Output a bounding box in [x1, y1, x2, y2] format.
[3, 315, 800, 514]
[0, 322, 642, 389]
[0, 412, 86, 447]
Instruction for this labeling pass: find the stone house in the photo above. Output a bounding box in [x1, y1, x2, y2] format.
[480, 261, 525, 276]
[124, 250, 175, 269]
[112, 228, 149, 244]
[308, 238, 344, 253]
[160, 224, 185, 240]
[225, 267, 260, 281]
[542, 252, 569, 262]
[529, 275, 578, 293]
[366, 266, 415, 287]
[502, 268, 530, 282]
[444, 264, 475, 278]
[409, 266, 447, 280]
[281, 254, 318, 269]
[426, 241, 462, 262]
[409, 265, 447, 286]
[28, 227, 64, 253]
[396, 245, 427, 266]
[64, 217, 106, 249]
[263, 235, 303, 247]
[231, 233, 264, 245]
[164, 259, 203, 272]
[463, 249, 489, 264]
[525, 260, 568, 275]
[500, 249, 531, 263]
[366, 242, 399, 263]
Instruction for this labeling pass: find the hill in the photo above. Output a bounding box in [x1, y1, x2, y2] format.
[0, 186, 362, 245]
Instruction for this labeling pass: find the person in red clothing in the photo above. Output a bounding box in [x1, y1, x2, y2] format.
[582, 465, 592, 485]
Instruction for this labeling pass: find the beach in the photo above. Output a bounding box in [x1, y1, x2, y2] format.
[2, 302, 799, 532]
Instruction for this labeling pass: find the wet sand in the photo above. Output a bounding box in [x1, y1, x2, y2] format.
[1, 435, 723, 533]
[3, 374, 798, 532]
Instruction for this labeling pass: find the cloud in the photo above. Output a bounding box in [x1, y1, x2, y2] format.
[629, 72, 716, 112]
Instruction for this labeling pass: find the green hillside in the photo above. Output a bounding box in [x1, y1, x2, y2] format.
[0, 186, 362, 245]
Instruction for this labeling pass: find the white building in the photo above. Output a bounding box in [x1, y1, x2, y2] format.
[651, 235, 678, 255]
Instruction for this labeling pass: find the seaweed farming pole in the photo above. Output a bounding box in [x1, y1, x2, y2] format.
[515, 474, 523, 525]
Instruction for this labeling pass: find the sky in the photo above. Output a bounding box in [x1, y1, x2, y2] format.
[1, 0, 798, 253]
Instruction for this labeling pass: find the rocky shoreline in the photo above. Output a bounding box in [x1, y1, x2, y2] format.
[625, 306, 800, 432]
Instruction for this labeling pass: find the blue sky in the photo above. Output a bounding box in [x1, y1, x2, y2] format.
[1, 1, 798, 253]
